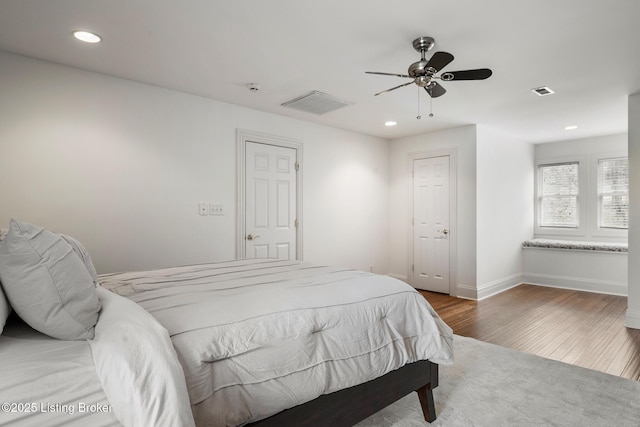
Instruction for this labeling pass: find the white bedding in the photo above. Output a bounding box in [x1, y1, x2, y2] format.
[99, 259, 454, 426]
[0, 320, 119, 427]
[89, 287, 195, 427]
[0, 288, 195, 427]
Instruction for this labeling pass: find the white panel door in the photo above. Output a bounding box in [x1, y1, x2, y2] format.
[245, 141, 297, 259]
[413, 156, 450, 293]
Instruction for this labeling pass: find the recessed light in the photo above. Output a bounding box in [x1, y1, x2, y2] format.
[564, 125, 578, 130]
[385, 121, 397, 127]
[73, 30, 102, 43]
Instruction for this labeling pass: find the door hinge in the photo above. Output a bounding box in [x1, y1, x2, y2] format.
[294, 219, 299, 228]
[295, 162, 300, 171]
[412, 264, 414, 272]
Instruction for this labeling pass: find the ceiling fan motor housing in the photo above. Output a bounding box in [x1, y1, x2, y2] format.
[409, 37, 437, 84]
[408, 60, 426, 77]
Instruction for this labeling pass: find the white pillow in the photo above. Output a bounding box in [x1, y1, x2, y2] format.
[0, 219, 101, 340]
[0, 228, 7, 242]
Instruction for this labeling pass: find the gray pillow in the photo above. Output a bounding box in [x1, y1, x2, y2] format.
[0, 219, 101, 340]
[0, 286, 9, 334]
[61, 234, 98, 281]
[0, 228, 9, 333]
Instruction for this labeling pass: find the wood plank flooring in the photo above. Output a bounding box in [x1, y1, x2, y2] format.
[420, 284, 640, 380]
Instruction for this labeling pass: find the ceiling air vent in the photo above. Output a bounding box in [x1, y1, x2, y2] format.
[281, 91, 353, 115]
[531, 86, 555, 96]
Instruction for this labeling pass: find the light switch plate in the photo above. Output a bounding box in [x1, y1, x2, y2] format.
[209, 204, 224, 216]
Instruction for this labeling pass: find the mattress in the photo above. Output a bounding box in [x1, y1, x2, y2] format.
[99, 259, 454, 426]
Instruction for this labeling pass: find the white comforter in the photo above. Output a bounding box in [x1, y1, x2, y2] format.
[89, 287, 195, 427]
[0, 288, 195, 427]
[99, 259, 454, 427]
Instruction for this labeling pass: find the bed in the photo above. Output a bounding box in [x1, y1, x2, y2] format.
[0, 219, 453, 426]
[98, 258, 454, 426]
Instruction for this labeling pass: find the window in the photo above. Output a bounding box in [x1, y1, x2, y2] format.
[598, 157, 628, 229]
[538, 162, 579, 228]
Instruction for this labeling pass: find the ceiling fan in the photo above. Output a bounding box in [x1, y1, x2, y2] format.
[366, 36, 492, 98]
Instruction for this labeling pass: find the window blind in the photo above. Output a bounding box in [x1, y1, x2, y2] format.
[539, 162, 579, 227]
[598, 157, 628, 229]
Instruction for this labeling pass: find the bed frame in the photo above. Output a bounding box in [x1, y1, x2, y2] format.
[247, 360, 439, 426]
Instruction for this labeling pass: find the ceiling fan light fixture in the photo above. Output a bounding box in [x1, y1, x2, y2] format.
[415, 76, 431, 87]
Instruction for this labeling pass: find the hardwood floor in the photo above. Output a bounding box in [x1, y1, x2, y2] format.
[420, 284, 640, 380]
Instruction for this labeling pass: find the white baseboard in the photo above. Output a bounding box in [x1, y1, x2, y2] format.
[454, 284, 478, 300]
[393, 272, 627, 300]
[455, 274, 522, 300]
[476, 273, 523, 300]
[522, 272, 627, 296]
[625, 308, 640, 329]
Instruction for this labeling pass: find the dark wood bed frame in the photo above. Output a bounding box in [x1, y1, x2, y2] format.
[247, 360, 439, 426]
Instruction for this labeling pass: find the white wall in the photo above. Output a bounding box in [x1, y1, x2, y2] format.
[3, 49, 629, 302]
[626, 92, 640, 328]
[476, 126, 534, 299]
[523, 247, 627, 295]
[534, 133, 628, 242]
[388, 125, 477, 296]
[0, 51, 390, 274]
[519, 133, 630, 296]
[536, 133, 627, 157]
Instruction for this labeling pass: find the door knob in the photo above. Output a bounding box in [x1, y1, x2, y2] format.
[247, 234, 260, 241]
[442, 228, 449, 235]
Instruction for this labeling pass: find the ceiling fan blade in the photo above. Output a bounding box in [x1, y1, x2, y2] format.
[365, 71, 411, 78]
[425, 51, 454, 73]
[374, 81, 415, 96]
[425, 82, 446, 98]
[440, 68, 493, 81]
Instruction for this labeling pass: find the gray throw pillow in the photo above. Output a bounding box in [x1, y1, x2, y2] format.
[1, 227, 12, 334]
[0, 286, 9, 334]
[0, 219, 101, 340]
[61, 234, 98, 281]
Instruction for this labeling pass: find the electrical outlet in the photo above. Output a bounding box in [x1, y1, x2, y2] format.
[199, 202, 208, 216]
[209, 204, 224, 216]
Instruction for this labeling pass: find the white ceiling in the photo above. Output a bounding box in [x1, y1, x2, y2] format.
[1, 0, 639, 143]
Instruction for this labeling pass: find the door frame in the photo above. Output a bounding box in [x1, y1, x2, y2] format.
[236, 129, 303, 260]
[407, 149, 457, 295]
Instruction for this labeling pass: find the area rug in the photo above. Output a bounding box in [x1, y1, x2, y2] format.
[357, 335, 640, 426]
